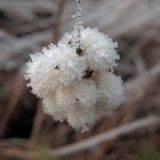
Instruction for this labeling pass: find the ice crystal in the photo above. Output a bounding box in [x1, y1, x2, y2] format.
[96, 72, 123, 109]
[25, 43, 86, 97]
[25, 0, 123, 132]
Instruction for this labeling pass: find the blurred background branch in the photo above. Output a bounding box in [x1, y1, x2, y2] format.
[0, 0, 160, 160]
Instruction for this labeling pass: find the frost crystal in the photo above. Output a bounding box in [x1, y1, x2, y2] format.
[96, 72, 123, 109]
[25, 43, 86, 97]
[25, 1, 123, 132]
[62, 27, 119, 71]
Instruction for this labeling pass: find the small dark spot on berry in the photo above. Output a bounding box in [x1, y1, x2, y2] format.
[55, 65, 59, 69]
[82, 70, 93, 79]
[68, 41, 72, 44]
[76, 48, 83, 56]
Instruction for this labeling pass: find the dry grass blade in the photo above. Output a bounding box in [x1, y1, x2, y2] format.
[27, 101, 45, 147]
[0, 71, 25, 137]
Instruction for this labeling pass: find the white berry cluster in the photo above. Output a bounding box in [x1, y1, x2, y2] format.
[25, 27, 123, 132]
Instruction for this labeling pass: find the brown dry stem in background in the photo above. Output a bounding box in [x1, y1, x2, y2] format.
[0, 0, 160, 160]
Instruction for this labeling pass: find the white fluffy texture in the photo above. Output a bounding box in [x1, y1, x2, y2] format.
[62, 27, 119, 71]
[67, 107, 97, 132]
[25, 43, 86, 97]
[43, 83, 97, 132]
[55, 88, 75, 109]
[72, 80, 98, 109]
[25, 27, 123, 132]
[43, 95, 66, 122]
[96, 72, 124, 109]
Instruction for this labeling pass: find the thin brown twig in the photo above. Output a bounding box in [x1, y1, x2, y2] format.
[132, 52, 146, 75]
[0, 70, 25, 137]
[28, 101, 45, 146]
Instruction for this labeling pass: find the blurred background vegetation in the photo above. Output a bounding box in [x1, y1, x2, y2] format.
[0, 0, 160, 159]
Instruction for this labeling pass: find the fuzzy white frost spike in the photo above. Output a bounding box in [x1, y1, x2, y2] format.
[62, 27, 119, 71]
[72, 80, 98, 109]
[25, 43, 86, 97]
[25, 26, 123, 132]
[66, 107, 97, 132]
[55, 88, 76, 109]
[96, 72, 124, 109]
[43, 95, 67, 122]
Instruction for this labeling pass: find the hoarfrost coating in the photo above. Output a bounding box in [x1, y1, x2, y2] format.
[25, 27, 123, 132]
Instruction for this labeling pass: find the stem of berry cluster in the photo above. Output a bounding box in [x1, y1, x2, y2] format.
[75, 0, 83, 50]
